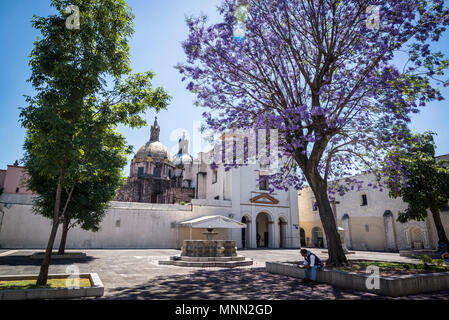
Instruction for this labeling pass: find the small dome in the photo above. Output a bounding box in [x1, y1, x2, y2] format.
[174, 153, 193, 165]
[135, 141, 172, 162]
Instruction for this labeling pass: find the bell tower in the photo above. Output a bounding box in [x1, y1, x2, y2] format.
[150, 117, 160, 142]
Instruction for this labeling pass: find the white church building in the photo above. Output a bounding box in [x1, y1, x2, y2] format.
[0, 124, 301, 250]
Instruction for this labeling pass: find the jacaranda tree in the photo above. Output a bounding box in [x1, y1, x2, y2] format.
[21, 0, 170, 285]
[178, 0, 449, 266]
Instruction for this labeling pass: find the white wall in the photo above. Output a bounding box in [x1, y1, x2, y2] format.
[0, 154, 302, 250]
[298, 173, 444, 251]
[0, 195, 236, 249]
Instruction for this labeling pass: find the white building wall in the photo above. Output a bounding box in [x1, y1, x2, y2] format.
[298, 173, 445, 251]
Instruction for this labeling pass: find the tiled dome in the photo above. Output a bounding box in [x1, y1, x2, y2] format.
[135, 141, 173, 162]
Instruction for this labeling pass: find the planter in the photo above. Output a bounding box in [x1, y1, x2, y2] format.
[399, 250, 440, 259]
[30, 252, 87, 260]
[0, 273, 104, 300]
[265, 261, 449, 297]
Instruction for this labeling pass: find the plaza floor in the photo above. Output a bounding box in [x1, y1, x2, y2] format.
[0, 248, 448, 300]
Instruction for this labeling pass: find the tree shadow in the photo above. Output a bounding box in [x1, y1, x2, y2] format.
[103, 267, 382, 300]
[0, 255, 97, 266]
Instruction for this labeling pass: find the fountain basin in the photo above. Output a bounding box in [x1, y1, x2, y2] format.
[158, 239, 253, 267]
[181, 240, 237, 257]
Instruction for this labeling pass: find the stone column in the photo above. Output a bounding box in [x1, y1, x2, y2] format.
[250, 218, 257, 248]
[383, 211, 397, 251]
[341, 215, 352, 249]
[269, 220, 276, 248]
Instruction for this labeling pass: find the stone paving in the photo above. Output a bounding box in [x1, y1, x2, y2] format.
[0, 249, 448, 300]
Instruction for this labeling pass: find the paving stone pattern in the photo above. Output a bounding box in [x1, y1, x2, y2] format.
[0, 249, 448, 300]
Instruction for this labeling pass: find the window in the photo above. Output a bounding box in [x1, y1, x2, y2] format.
[365, 224, 370, 232]
[153, 167, 161, 177]
[312, 201, 318, 211]
[361, 194, 368, 206]
[259, 174, 269, 191]
[15, 187, 19, 193]
[137, 167, 144, 177]
[212, 169, 218, 184]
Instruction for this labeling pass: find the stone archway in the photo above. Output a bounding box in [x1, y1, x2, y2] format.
[409, 226, 425, 249]
[311, 226, 324, 248]
[256, 212, 273, 248]
[278, 216, 288, 248]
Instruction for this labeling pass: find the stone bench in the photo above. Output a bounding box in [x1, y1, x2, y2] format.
[266, 261, 449, 297]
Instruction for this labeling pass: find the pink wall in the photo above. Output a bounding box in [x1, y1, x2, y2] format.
[2, 165, 34, 195]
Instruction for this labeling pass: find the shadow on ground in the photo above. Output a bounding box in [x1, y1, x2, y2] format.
[104, 267, 383, 300]
[0, 255, 96, 266]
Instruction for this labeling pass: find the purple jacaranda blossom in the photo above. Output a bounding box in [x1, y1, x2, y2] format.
[177, 0, 449, 197]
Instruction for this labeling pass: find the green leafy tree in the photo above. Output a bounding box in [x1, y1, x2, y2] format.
[20, 0, 170, 285]
[26, 140, 127, 255]
[385, 132, 449, 245]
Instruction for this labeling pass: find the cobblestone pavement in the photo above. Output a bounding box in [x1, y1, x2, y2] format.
[0, 249, 447, 300]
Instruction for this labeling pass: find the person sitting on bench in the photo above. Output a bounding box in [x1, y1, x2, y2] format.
[436, 240, 449, 263]
[299, 249, 324, 284]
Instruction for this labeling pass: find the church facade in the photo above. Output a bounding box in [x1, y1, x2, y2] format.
[114, 118, 196, 204]
[0, 119, 301, 249]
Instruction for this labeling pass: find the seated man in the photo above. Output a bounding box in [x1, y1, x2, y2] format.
[299, 249, 324, 284]
[437, 240, 449, 262]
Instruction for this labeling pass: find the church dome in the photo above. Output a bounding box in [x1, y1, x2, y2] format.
[133, 117, 173, 163]
[135, 141, 173, 162]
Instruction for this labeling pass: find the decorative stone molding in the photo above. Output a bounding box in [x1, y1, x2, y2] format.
[250, 193, 279, 205]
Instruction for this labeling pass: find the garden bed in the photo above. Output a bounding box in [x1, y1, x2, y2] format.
[0, 273, 104, 300]
[331, 260, 449, 277]
[266, 261, 449, 297]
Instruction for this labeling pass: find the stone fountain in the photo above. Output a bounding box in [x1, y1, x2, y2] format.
[158, 217, 253, 268]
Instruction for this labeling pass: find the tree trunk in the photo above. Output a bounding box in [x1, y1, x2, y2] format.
[36, 173, 64, 286]
[430, 208, 449, 244]
[307, 171, 348, 267]
[58, 213, 69, 255]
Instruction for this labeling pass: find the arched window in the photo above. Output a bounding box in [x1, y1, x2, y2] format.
[137, 167, 144, 177]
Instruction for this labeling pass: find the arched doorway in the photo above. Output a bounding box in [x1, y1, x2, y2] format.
[311, 226, 324, 248]
[409, 226, 425, 249]
[300, 228, 306, 247]
[278, 217, 288, 248]
[256, 212, 271, 248]
[241, 216, 250, 249]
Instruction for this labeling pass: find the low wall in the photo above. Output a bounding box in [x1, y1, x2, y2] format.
[0, 195, 231, 249]
[266, 261, 449, 297]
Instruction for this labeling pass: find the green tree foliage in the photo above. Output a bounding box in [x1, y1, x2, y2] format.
[20, 0, 171, 285]
[385, 132, 449, 244]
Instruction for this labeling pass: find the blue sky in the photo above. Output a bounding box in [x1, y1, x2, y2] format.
[0, 1, 448, 175]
